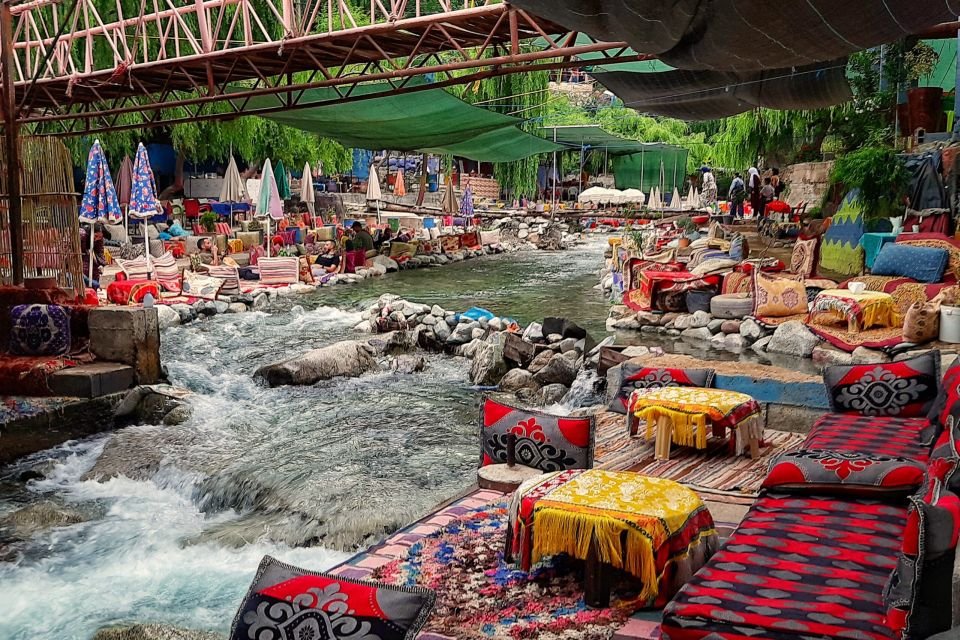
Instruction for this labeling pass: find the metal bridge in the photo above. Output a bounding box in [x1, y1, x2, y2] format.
[3, 0, 643, 135]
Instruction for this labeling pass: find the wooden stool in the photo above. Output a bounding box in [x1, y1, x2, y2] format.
[477, 463, 542, 493]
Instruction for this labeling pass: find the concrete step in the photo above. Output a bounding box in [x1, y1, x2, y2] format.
[48, 363, 136, 398]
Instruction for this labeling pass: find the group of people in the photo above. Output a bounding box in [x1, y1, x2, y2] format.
[727, 166, 784, 219]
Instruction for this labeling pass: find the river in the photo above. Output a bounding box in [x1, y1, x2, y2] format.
[0, 236, 809, 639]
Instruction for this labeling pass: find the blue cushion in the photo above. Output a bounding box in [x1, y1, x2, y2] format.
[871, 243, 949, 283]
[9, 304, 71, 356]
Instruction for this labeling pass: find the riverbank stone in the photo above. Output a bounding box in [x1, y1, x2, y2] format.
[533, 354, 577, 387]
[92, 624, 224, 640]
[740, 318, 763, 340]
[156, 305, 180, 329]
[767, 321, 819, 358]
[681, 327, 713, 341]
[539, 383, 569, 405]
[852, 347, 891, 364]
[528, 349, 554, 374]
[499, 368, 540, 392]
[254, 340, 378, 386]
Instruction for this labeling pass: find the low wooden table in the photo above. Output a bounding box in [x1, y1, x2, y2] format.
[506, 469, 717, 608]
[808, 288, 901, 332]
[628, 387, 763, 460]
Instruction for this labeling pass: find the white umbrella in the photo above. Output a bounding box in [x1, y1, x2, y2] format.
[621, 189, 646, 205]
[366, 165, 382, 223]
[670, 188, 681, 209]
[301, 161, 315, 216]
[686, 184, 696, 210]
[257, 158, 283, 257]
[220, 155, 246, 228]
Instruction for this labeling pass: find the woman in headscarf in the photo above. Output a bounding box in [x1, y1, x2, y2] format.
[699, 166, 717, 210]
[747, 167, 762, 218]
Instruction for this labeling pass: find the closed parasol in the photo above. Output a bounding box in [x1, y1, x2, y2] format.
[220, 155, 246, 228]
[274, 160, 291, 200]
[301, 162, 315, 216]
[393, 168, 407, 197]
[79, 140, 122, 283]
[440, 175, 458, 214]
[129, 142, 161, 271]
[257, 159, 284, 257]
[366, 165, 383, 223]
[116, 155, 133, 229]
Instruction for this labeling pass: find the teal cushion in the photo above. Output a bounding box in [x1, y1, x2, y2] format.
[872, 243, 949, 283]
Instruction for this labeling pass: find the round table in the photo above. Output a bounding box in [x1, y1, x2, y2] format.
[507, 469, 717, 608]
[629, 387, 763, 461]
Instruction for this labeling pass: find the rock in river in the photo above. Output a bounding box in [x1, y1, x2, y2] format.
[533, 353, 577, 387]
[254, 340, 378, 386]
[92, 624, 224, 640]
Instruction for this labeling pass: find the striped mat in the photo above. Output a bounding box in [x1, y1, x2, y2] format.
[593, 410, 806, 501]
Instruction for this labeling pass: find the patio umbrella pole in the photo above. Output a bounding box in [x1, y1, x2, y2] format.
[88, 221, 95, 283]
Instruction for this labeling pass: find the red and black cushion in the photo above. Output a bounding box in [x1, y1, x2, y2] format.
[922, 355, 960, 445]
[479, 396, 594, 472]
[229, 556, 435, 640]
[804, 413, 932, 464]
[822, 352, 941, 418]
[762, 449, 926, 497]
[884, 466, 960, 640]
[662, 494, 907, 640]
[607, 364, 715, 414]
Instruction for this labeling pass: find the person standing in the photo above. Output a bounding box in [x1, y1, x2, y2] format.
[728, 172, 746, 219]
[771, 167, 784, 199]
[699, 166, 717, 210]
[747, 167, 761, 218]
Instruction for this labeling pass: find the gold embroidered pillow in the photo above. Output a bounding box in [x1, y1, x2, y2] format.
[753, 271, 807, 317]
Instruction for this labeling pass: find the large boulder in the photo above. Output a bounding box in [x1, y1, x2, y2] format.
[539, 383, 569, 405]
[470, 339, 508, 385]
[92, 624, 224, 640]
[499, 368, 541, 393]
[533, 353, 577, 387]
[527, 349, 556, 374]
[254, 340, 378, 386]
[156, 305, 180, 329]
[0, 500, 88, 539]
[367, 331, 415, 355]
[767, 321, 819, 358]
[447, 321, 477, 345]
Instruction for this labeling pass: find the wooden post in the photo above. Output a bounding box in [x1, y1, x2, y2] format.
[1, 2, 23, 285]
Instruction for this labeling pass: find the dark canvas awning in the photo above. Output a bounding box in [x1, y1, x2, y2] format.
[539, 125, 684, 155]
[594, 60, 852, 120]
[509, 0, 960, 71]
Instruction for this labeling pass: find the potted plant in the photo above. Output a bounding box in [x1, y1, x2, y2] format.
[905, 42, 943, 134]
[675, 216, 697, 248]
[200, 212, 218, 233]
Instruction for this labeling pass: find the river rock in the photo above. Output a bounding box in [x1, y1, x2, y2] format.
[252, 293, 268, 310]
[171, 303, 195, 323]
[659, 312, 679, 326]
[353, 320, 373, 333]
[673, 314, 693, 330]
[392, 355, 426, 374]
[852, 347, 891, 364]
[226, 303, 247, 314]
[458, 338, 485, 359]
[711, 332, 727, 347]
[720, 320, 741, 334]
[523, 322, 544, 342]
[92, 623, 224, 640]
[0, 500, 88, 539]
[539, 383, 569, 406]
[546, 333, 563, 344]
[527, 349, 555, 374]
[213, 301, 230, 314]
[707, 318, 725, 333]
[489, 317, 503, 331]
[445, 315, 459, 327]
[254, 340, 378, 386]
[447, 322, 477, 345]
[431, 305, 445, 317]
[471, 327, 487, 341]
[637, 311, 660, 326]
[533, 354, 577, 387]
[421, 314, 437, 326]
[499, 368, 540, 393]
[622, 345, 650, 358]
[559, 337, 578, 353]
[724, 334, 747, 351]
[608, 305, 633, 321]
[689, 310, 712, 328]
[367, 330, 415, 355]
[434, 320, 452, 342]
[767, 321, 819, 358]
[156, 305, 180, 329]
[740, 318, 763, 340]
[812, 344, 855, 366]
[470, 339, 508, 386]
[162, 404, 193, 426]
[371, 256, 399, 272]
[752, 336, 772, 353]
[681, 327, 713, 341]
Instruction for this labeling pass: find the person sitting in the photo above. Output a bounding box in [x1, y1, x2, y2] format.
[311, 240, 341, 278]
[80, 223, 108, 289]
[351, 221, 375, 255]
[196, 237, 221, 267]
[375, 227, 394, 251]
[395, 227, 413, 243]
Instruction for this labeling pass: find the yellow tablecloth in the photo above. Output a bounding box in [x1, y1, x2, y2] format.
[808, 288, 900, 331]
[629, 387, 762, 452]
[509, 469, 716, 602]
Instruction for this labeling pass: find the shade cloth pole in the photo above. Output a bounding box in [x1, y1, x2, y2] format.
[673, 153, 678, 196]
[640, 150, 644, 193]
[551, 128, 557, 212]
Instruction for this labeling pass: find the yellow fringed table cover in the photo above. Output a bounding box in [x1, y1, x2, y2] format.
[508, 470, 717, 604]
[629, 387, 763, 454]
[808, 289, 901, 332]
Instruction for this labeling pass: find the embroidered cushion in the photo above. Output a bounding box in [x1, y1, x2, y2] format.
[752, 271, 807, 317]
[9, 304, 71, 356]
[762, 449, 926, 496]
[884, 469, 960, 640]
[790, 236, 818, 277]
[181, 271, 224, 300]
[805, 413, 932, 463]
[823, 351, 941, 417]
[902, 301, 940, 344]
[872, 243, 949, 283]
[116, 255, 152, 280]
[728, 233, 748, 261]
[924, 355, 960, 446]
[479, 396, 594, 472]
[606, 364, 715, 414]
[229, 555, 435, 640]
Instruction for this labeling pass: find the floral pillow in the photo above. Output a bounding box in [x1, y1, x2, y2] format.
[9, 304, 71, 356]
[752, 271, 807, 317]
[790, 236, 818, 278]
[479, 395, 593, 472]
[823, 351, 941, 417]
[230, 556, 435, 640]
[762, 449, 926, 496]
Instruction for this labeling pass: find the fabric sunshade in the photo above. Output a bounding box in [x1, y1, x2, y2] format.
[539, 125, 682, 155]
[509, 0, 960, 72]
[247, 84, 563, 162]
[612, 148, 690, 194]
[594, 60, 852, 120]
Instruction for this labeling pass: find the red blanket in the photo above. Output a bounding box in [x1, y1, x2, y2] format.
[107, 279, 161, 306]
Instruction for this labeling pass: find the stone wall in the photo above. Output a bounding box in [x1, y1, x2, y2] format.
[781, 160, 834, 208]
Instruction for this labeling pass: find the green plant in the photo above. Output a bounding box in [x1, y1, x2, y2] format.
[200, 212, 218, 232]
[675, 216, 696, 233]
[827, 147, 909, 218]
[906, 42, 940, 82]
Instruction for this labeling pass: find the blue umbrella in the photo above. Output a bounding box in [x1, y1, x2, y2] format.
[130, 143, 161, 270]
[79, 140, 122, 282]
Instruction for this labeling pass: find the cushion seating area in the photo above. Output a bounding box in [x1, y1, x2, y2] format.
[662, 494, 907, 640]
[804, 413, 932, 464]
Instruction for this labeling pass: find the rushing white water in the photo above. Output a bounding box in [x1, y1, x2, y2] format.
[0, 439, 347, 640]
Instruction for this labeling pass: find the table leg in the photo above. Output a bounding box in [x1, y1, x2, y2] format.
[584, 534, 612, 609]
[749, 436, 760, 459]
[655, 415, 672, 461]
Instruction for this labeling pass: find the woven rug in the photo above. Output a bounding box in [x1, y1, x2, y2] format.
[593, 411, 806, 500]
[373, 500, 740, 640]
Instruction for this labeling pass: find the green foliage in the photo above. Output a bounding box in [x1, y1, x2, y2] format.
[200, 212, 218, 232]
[828, 146, 909, 217]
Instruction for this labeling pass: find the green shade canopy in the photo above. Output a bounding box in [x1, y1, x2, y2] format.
[540, 125, 683, 155]
[612, 147, 689, 193]
[245, 83, 563, 163]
